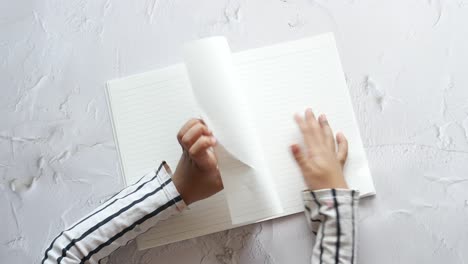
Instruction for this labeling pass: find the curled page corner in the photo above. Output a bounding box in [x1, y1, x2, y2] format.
[183, 37, 283, 223]
[182, 37, 256, 169]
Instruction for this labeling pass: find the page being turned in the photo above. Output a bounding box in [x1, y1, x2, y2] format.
[183, 37, 283, 224]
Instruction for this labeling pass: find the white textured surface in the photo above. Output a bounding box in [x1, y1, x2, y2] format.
[1, 0, 468, 263]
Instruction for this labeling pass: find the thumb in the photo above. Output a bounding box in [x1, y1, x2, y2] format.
[336, 132, 348, 167]
[290, 144, 306, 169]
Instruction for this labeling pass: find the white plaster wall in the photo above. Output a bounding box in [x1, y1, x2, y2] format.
[1, 0, 468, 263]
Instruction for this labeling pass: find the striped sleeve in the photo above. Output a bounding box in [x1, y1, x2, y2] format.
[302, 189, 359, 264]
[42, 161, 186, 264]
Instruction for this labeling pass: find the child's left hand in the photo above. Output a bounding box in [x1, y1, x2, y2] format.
[172, 118, 223, 205]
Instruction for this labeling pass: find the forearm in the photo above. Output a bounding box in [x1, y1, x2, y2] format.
[303, 189, 359, 264]
[42, 162, 186, 264]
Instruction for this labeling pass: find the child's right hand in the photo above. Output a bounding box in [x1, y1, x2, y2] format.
[291, 109, 349, 191]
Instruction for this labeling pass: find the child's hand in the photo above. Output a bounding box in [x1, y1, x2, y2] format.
[291, 109, 349, 190]
[172, 119, 223, 205]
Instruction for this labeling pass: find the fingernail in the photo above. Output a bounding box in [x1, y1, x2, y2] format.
[211, 137, 217, 144]
[319, 114, 327, 122]
[290, 144, 298, 153]
[336, 132, 343, 141]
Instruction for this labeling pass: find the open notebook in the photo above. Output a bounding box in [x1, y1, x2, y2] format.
[106, 33, 375, 250]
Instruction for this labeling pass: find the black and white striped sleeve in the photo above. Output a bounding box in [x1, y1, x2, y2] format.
[302, 189, 359, 264]
[42, 161, 186, 264]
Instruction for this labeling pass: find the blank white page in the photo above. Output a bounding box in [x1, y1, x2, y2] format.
[235, 33, 375, 215]
[183, 37, 283, 224]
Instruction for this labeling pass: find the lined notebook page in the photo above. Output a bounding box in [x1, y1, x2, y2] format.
[235, 33, 375, 215]
[107, 64, 193, 183]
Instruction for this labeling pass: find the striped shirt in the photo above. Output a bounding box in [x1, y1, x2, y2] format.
[303, 189, 359, 264]
[42, 162, 359, 264]
[41, 162, 186, 264]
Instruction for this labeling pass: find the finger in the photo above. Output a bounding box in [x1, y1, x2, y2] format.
[305, 108, 320, 130]
[181, 123, 212, 150]
[177, 118, 202, 143]
[318, 114, 335, 150]
[304, 108, 323, 147]
[189, 136, 217, 158]
[290, 144, 307, 169]
[295, 113, 316, 147]
[294, 113, 308, 134]
[336, 132, 348, 166]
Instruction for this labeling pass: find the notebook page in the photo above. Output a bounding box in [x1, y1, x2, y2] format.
[234, 33, 375, 215]
[183, 36, 259, 169]
[183, 37, 283, 224]
[107, 65, 236, 249]
[106, 33, 375, 250]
